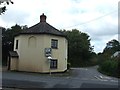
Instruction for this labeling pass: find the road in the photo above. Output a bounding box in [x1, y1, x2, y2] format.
[1, 66, 119, 89]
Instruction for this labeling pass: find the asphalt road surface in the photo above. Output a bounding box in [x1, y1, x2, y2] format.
[1, 66, 119, 89]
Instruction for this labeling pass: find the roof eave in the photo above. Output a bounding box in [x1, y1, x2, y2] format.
[14, 33, 67, 38]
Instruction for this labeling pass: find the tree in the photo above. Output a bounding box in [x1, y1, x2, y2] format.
[97, 39, 120, 64]
[2, 24, 23, 46]
[97, 39, 120, 78]
[63, 29, 94, 67]
[2, 24, 26, 66]
[0, 0, 13, 15]
[98, 59, 119, 77]
[103, 39, 120, 55]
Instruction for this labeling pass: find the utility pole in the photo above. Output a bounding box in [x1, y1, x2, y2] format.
[48, 56, 52, 75]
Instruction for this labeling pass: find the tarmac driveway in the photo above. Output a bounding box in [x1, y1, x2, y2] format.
[1, 65, 119, 89]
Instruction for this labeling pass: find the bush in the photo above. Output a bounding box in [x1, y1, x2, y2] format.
[98, 60, 118, 77]
[67, 62, 71, 70]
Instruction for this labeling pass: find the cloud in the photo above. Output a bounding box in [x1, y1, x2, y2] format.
[91, 34, 118, 52]
[1, 9, 29, 25]
[0, 0, 119, 53]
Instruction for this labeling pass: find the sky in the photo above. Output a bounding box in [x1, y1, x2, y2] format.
[0, 0, 119, 53]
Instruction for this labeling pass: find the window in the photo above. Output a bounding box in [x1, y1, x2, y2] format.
[16, 40, 18, 49]
[50, 59, 57, 69]
[51, 39, 58, 49]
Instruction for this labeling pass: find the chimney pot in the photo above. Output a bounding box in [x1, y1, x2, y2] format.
[40, 13, 47, 22]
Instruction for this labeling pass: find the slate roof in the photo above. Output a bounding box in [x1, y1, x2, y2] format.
[9, 51, 19, 57]
[15, 14, 66, 37]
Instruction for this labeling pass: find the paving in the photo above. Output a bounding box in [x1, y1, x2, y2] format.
[1, 66, 119, 89]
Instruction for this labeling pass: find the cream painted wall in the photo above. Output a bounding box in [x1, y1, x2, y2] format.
[10, 57, 18, 70]
[12, 34, 68, 73]
[14, 35, 44, 72]
[42, 35, 68, 72]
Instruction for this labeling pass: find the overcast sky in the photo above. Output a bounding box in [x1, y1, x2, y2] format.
[0, 0, 119, 53]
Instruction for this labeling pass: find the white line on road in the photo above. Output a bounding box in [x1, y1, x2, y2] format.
[110, 80, 118, 82]
[100, 79, 108, 81]
[99, 75, 111, 79]
[94, 76, 101, 80]
[71, 68, 88, 70]
[94, 76, 108, 81]
[94, 75, 118, 82]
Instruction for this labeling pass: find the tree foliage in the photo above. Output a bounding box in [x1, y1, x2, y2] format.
[98, 59, 119, 78]
[2, 24, 26, 65]
[98, 39, 120, 62]
[63, 29, 94, 67]
[97, 39, 120, 78]
[2, 24, 22, 45]
[103, 39, 120, 55]
[0, 0, 13, 15]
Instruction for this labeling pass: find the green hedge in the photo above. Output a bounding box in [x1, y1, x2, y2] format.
[98, 59, 119, 78]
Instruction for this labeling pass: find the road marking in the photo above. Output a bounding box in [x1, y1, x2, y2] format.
[99, 75, 111, 79]
[94, 76, 101, 80]
[79, 68, 88, 70]
[110, 80, 118, 82]
[94, 76, 108, 81]
[100, 79, 108, 81]
[94, 75, 118, 82]
[66, 77, 70, 79]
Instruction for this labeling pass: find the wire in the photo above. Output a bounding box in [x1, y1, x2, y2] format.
[61, 9, 118, 29]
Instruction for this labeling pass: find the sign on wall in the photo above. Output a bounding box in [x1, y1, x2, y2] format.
[45, 48, 52, 57]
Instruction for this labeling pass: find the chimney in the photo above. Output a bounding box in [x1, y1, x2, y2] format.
[40, 13, 47, 22]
